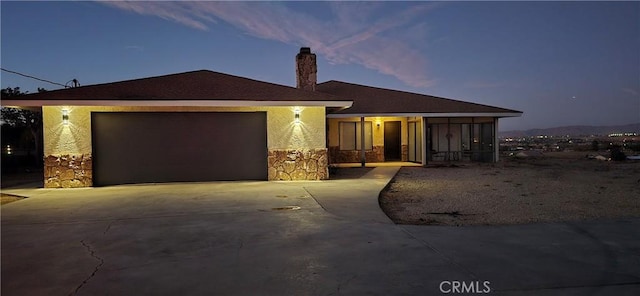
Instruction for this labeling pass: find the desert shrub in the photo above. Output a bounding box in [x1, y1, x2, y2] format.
[609, 145, 627, 161]
[625, 142, 640, 152]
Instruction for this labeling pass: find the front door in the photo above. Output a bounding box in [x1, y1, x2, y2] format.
[384, 121, 401, 161]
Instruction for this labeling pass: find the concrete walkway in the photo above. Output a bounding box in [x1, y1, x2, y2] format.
[332, 162, 421, 168]
[303, 166, 400, 224]
[2, 168, 639, 295]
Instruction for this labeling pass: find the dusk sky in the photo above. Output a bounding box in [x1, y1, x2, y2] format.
[1, 1, 638, 131]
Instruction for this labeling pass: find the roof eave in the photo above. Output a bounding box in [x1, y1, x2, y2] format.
[327, 112, 523, 118]
[0, 99, 353, 108]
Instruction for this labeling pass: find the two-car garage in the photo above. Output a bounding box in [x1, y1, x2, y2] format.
[4, 68, 353, 188]
[91, 112, 268, 186]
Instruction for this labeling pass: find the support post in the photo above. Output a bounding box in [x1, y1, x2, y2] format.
[422, 117, 428, 167]
[360, 116, 366, 167]
[446, 118, 451, 162]
[494, 117, 499, 163]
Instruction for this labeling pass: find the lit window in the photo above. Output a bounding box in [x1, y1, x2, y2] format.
[339, 121, 373, 150]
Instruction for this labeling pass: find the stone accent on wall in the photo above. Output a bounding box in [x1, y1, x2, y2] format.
[268, 148, 328, 180]
[372, 145, 385, 162]
[328, 146, 385, 163]
[44, 154, 92, 188]
[402, 145, 408, 162]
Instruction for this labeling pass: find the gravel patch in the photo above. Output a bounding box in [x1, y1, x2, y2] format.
[380, 157, 640, 226]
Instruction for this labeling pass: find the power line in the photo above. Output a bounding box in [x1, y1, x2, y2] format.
[1, 68, 68, 88]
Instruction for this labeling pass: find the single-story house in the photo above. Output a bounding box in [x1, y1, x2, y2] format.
[1, 47, 521, 188]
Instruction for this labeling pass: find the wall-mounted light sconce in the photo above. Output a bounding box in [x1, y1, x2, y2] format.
[294, 107, 301, 124]
[375, 118, 381, 129]
[62, 109, 69, 125]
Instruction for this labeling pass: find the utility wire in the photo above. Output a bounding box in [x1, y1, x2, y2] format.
[1, 68, 68, 88]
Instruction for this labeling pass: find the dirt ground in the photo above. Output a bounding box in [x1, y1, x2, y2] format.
[380, 152, 640, 226]
[1, 193, 26, 205]
[1, 170, 41, 205]
[1, 170, 43, 189]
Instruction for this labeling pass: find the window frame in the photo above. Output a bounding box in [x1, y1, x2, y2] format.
[339, 121, 373, 151]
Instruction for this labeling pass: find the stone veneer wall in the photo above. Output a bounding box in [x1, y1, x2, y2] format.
[328, 146, 385, 163]
[402, 145, 408, 162]
[268, 148, 328, 180]
[44, 154, 92, 188]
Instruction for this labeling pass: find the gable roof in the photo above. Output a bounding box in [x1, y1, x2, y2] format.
[1, 70, 351, 107]
[317, 80, 522, 117]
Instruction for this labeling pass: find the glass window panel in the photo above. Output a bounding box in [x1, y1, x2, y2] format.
[449, 124, 461, 151]
[416, 122, 422, 162]
[355, 121, 373, 150]
[461, 124, 471, 151]
[438, 124, 448, 151]
[431, 124, 439, 152]
[335, 121, 375, 151]
[339, 122, 356, 150]
[408, 122, 416, 161]
[472, 124, 481, 150]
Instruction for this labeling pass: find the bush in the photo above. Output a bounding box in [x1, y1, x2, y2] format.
[610, 145, 627, 161]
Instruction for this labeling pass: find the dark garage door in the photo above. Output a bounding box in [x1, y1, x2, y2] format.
[92, 112, 267, 186]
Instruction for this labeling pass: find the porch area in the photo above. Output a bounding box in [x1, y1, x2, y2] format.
[327, 116, 500, 166]
[331, 162, 423, 168]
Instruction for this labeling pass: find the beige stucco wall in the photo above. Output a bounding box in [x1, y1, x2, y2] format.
[43, 105, 326, 156]
[327, 116, 408, 147]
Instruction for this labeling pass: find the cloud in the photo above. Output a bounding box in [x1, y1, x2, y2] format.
[100, 1, 438, 88]
[100, 1, 214, 31]
[622, 87, 639, 96]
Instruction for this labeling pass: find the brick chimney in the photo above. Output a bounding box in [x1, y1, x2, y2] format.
[296, 47, 317, 91]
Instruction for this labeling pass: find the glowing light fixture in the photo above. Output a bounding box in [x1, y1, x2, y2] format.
[62, 109, 69, 125]
[294, 107, 301, 124]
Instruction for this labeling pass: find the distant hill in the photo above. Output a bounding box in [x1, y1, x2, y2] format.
[500, 123, 640, 138]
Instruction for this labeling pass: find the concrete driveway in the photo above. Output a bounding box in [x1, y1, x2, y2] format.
[2, 167, 639, 295]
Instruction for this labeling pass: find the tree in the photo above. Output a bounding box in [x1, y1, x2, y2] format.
[1, 86, 25, 98]
[591, 140, 599, 151]
[1, 87, 45, 166]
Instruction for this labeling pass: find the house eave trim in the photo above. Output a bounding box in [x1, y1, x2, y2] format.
[327, 112, 523, 118]
[0, 100, 353, 108]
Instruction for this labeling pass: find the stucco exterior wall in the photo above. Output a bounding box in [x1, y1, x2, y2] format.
[43, 105, 326, 155]
[42, 105, 327, 187]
